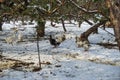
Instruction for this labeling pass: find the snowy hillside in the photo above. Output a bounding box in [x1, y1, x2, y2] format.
[0, 21, 120, 80]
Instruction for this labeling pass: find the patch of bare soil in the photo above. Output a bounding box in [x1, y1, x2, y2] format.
[0, 55, 35, 72]
[0, 55, 52, 73]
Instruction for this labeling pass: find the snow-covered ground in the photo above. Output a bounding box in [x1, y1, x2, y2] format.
[0, 21, 120, 80]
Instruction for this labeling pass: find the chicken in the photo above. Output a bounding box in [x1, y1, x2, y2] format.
[76, 36, 83, 47]
[56, 34, 66, 43]
[17, 32, 23, 42]
[49, 35, 60, 47]
[5, 34, 16, 45]
[5, 37, 13, 45]
[76, 36, 90, 51]
[10, 27, 18, 34]
[83, 41, 90, 51]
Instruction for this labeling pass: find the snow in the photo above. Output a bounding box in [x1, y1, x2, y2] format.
[0, 21, 120, 80]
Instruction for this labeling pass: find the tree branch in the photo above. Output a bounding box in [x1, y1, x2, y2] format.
[81, 20, 107, 39]
[68, 0, 98, 14]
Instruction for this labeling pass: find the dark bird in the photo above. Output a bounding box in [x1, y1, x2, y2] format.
[49, 35, 60, 47]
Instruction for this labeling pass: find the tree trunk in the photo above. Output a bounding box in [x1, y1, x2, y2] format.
[106, 0, 120, 50]
[0, 21, 2, 31]
[36, 20, 45, 37]
[80, 20, 107, 41]
[61, 18, 67, 32]
[92, 28, 98, 34]
[78, 21, 82, 28]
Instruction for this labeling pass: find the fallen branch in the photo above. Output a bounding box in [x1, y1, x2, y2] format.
[96, 43, 117, 49]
